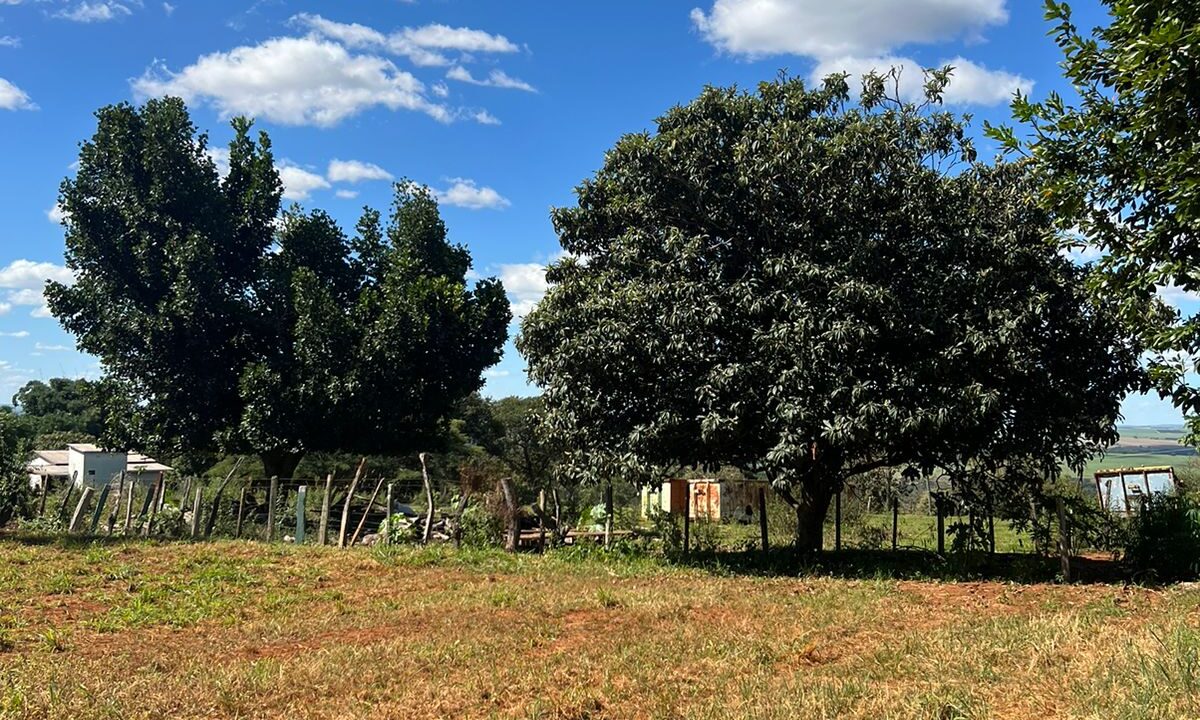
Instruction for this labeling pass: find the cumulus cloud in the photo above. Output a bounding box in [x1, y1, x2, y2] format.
[811, 55, 1031, 106]
[472, 110, 501, 126]
[498, 262, 549, 319]
[0, 36, 20, 48]
[292, 13, 519, 68]
[691, 0, 1007, 58]
[132, 37, 451, 127]
[277, 162, 331, 201]
[691, 0, 1025, 106]
[0, 78, 36, 111]
[435, 179, 510, 210]
[54, 1, 132, 23]
[327, 159, 393, 184]
[206, 146, 231, 178]
[446, 66, 536, 92]
[1158, 283, 1200, 309]
[0, 259, 74, 320]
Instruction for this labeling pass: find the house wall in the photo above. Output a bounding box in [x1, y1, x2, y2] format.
[68, 448, 127, 489]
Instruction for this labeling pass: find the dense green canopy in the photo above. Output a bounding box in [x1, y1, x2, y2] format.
[520, 73, 1143, 549]
[48, 98, 510, 478]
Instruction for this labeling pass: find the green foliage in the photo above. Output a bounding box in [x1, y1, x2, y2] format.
[48, 98, 510, 476]
[458, 502, 504, 549]
[10, 379, 104, 441]
[1126, 495, 1200, 582]
[988, 0, 1198, 413]
[0, 413, 29, 527]
[521, 72, 1142, 550]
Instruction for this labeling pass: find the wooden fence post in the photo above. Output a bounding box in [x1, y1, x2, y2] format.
[339, 459, 368, 548]
[38, 477, 49, 517]
[295, 485, 307, 545]
[123, 476, 135, 533]
[538, 489, 547, 552]
[190, 486, 203, 538]
[935, 494, 945, 555]
[350, 477, 385, 548]
[1057, 496, 1072, 582]
[603, 481, 614, 549]
[385, 482, 394, 546]
[235, 486, 247, 539]
[892, 497, 900, 551]
[88, 483, 111, 534]
[758, 487, 769, 555]
[58, 472, 77, 524]
[499, 476, 519, 553]
[267, 476, 278, 542]
[69, 487, 94, 533]
[106, 473, 125, 535]
[318, 474, 333, 546]
[204, 458, 244, 539]
[142, 475, 162, 537]
[420, 453, 435, 545]
[834, 489, 842, 552]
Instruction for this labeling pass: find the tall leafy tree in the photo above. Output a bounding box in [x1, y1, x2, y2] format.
[987, 0, 1195, 420]
[48, 98, 510, 478]
[520, 73, 1142, 550]
[11, 378, 103, 440]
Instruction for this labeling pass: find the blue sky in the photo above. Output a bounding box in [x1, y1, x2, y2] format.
[0, 0, 1188, 424]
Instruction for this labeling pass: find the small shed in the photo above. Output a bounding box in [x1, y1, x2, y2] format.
[27, 444, 172, 490]
[1094, 466, 1176, 514]
[642, 478, 769, 523]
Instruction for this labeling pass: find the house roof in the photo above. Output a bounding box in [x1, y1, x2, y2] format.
[26, 448, 173, 476]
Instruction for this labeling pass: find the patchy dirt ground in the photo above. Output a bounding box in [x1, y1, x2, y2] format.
[0, 539, 1196, 719]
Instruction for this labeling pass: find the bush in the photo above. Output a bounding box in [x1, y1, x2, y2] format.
[1126, 495, 1200, 583]
[0, 413, 29, 527]
[459, 502, 504, 549]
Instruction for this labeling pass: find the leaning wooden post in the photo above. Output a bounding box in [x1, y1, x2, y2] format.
[318, 474, 333, 546]
[350, 476, 386, 548]
[266, 476, 278, 542]
[1056, 496, 1072, 582]
[106, 473, 124, 535]
[338, 458, 368, 548]
[294, 485, 307, 545]
[69, 487, 95, 533]
[189, 486, 203, 538]
[204, 457, 244, 539]
[123, 475, 136, 533]
[88, 483, 111, 534]
[142, 475, 162, 537]
[891, 497, 900, 551]
[758, 487, 769, 555]
[38, 477, 50, 517]
[57, 472, 78, 523]
[538, 489, 547, 552]
[419, 453, 435, 545]
[834, 489, 842, 552]
[235, 486, 247, 539]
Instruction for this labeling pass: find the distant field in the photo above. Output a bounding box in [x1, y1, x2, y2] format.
[1082, 425, 1197, 477]
[1, 539, 1198, 719]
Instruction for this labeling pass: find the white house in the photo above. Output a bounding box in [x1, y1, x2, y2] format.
[27, 443, 171, 490]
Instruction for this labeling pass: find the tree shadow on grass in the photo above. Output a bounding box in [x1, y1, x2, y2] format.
[672, 546, 1129, 585]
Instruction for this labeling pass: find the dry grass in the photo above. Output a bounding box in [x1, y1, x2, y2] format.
[0, 538, 1197, 719]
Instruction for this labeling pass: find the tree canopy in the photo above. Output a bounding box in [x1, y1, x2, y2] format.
[519, 72, 1143, 550]
[987, 0, 1196, 417]
[48, 98, 510, 478]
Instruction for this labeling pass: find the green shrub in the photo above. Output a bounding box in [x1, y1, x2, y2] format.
[1126, 495, 1200, 583]
[459, 502, 503, 549]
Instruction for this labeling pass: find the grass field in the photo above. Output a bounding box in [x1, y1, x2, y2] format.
[1, 538, 1198, 719]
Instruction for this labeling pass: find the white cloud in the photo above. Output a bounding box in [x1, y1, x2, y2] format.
[498, 262, 548, 319]
[0, 303, 10, 317]
[277, 162, 331, 201]
[335, 189, 359, 200]
[292, 14, 519, 68]
[54, 1, 132, 23]
[1158, 283, 1200, 309]
[0, 330, 29, 338]
[327, 159, 393, 184]
[435, 179, 510, 210]
[34, 342, 71, 352]
[810, 55, 1031, 106]
[483, 368, 511, 378]
[0, 78, 36, 111]
[0, 260, 74, 321]
[0, 36, 20, 48]
[472, 110, 501, 126]
[132, 37, 451, 128]
[47, 203, 67, 224]
[431, 82, 449, 98]
[206, 146, 231, 178]
[0, 260, 75, 290]
[691, 0, 1007, 58]
[446, 66, 536, 92]
[162, 2, 174, 15]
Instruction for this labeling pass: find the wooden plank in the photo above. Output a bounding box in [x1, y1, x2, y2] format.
[318, 474, 333, 545]
[338, 458, 368, 549]
[190, 487, 203, 538]
[89, 483, 111, 534]
[68, 487, 94, 533]
[294, 485, 307, 545]
[267, 476, 278, 542]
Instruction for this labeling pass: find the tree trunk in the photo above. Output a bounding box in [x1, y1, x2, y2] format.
[788, 480, 835, 553]
[260, 450, 303, 483]
[499, 477, 519, 553]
